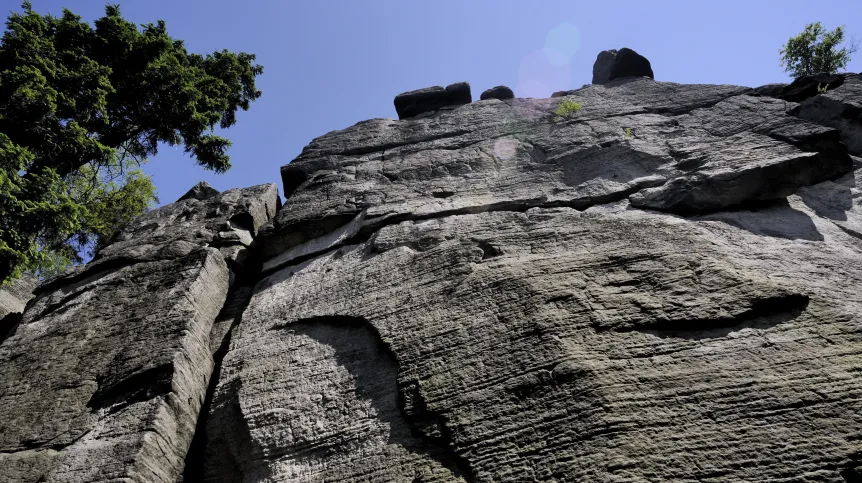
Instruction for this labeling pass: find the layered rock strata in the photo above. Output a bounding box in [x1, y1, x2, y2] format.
[2, 56, 862, 483]
[0, 184, 278, 483]
[207, 74, 862, 481]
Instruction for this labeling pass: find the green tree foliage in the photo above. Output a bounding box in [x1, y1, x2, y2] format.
[780, 22, 858, 78]
[0, 2, 263, 283]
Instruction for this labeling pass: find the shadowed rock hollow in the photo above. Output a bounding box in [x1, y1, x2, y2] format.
[2, 50, 862, 482]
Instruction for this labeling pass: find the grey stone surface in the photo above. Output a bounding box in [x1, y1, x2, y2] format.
[0, 184, 279, 483]
[178, 180, 221, 202]
[0, 249, 229, 483]
[204, 73, 862, 481]
[0, 273, 37, 343]
[211, 189, 862, 481]
[263, 77, 847, 271]
[393, 82, 472, 120]
[794, 74, 862, 155]
[777, 73, 847, 102]
[0, 273, 36, 320]
[5, 60, 862, 482]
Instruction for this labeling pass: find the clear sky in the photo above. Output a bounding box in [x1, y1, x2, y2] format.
[14, 0, 862, 205]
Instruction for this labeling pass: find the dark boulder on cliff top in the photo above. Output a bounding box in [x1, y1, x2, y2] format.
[593, 47, 654, 84]
[480, 85, 515, 100]
[394, 81, 472, 119]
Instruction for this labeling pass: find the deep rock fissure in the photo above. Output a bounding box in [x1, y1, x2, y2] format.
[597, 293, 811, 337]
[181, 284, 256, 482]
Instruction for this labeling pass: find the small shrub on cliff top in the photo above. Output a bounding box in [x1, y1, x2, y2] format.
[553, 99, 582, 122]
[780, 22, 858, 77]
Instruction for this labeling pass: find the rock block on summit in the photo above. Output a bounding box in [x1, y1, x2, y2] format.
[178, 180, 221, 202]
[479, 85, 515, 100]
[591, 48, 618, 84]
[393, 81, 472, 119]
[592, 47, 654, 84]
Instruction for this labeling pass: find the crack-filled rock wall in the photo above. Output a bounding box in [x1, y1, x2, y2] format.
[2, 56, 862, 482]
[209, 73, 862, 482]
[0, 183, 278, 483]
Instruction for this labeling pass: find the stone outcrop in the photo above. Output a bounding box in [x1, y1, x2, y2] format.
[3, 53, 862, 483]
[0, 273, 37, 341]
[479, 85, 514, 101]
[0, 273, 36, 320]
[592, 47, 654, 84]
[215, 73, 862, 482]
[0, 184, 278, 483]
[794, 74, 862, 155]
[393, 82, 472, 120]
[178, 180, 221, 202]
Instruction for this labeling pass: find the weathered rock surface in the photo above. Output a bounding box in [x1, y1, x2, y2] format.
[179, 180, 221, 202]
[393, 82, 472, 120]
[0, 273, 36, 319]
[213, 194, 862, 481]
[262, 76, 850, 270]
[0, 184, 278, 483]
[0, 273, 37, 342]
[5, 54, 862, 482]
[794, 74, 862, 156]
[203, 72, 862, 481]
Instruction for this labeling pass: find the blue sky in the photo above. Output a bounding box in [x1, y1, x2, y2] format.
[15, 0, 862, 204]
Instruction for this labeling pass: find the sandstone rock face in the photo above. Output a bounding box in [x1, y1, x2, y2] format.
[0, 273, 36, 319]
[4, 60, 862, 482]
[206, 75, 862, 481]
[179, 180, 221, 202]
[0, 184, 278, 483]
[0, 273, 37, 342]
[794, 74, 862, 156]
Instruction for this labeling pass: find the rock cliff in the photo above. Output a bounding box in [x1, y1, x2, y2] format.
[2, 51, 862, 482]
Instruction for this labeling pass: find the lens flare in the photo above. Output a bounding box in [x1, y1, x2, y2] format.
[493, 138, 519, 161]
[543, 23, 580, 67]
[517, 50, 571, 99]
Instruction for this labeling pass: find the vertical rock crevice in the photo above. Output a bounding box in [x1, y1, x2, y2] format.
[180, 285, 256, 483]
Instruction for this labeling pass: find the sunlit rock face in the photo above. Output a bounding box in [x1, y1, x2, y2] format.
[2, 57, 862, 482]
[212, 73, 862, 482]
[0, 185, 278, 483]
